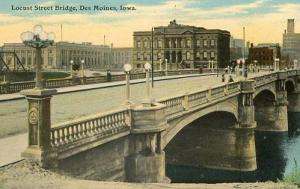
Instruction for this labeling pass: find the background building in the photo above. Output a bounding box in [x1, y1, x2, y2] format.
[111, 45, 133, 70]
[282, 19, 300, 63]
[230, 37, 244, 62]
[133, 20, 230, 71]
[248, 43, 281, 68]
[1, 42, 132, 71]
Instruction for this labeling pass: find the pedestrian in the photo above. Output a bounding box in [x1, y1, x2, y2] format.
[229, 75, 234, 82]
[222, 73, 225, 82]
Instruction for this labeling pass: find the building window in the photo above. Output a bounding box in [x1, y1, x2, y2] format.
[158, 40, 162, 48]
[137, 41, 141, 48]
[204, 39, 208, 47]
[186, 39, 191, 48]
[211, 39, 215, 46]
[48, 57, 53, 66]
[210, 51, 215, 58]
[203, 51, 208, 59]
[186, 52, 191, 60]
[196, 40, 201, 47]
[137, 53, 142, 60]
[196, 52, 200, 60]
[157, 52, 161, 59]
[144, 41, 148, 48]
[143, 52, 148, 60]
[27, 57, 31, 65]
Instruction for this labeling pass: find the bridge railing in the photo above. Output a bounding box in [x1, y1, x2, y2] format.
[253, 73, 277, 87]
[159, 96, 185, 118]
[50, 108, 130, 148]
[158, 81, 241, 120]
[8, 81, 35, 93]
[0, 69, 204, 94]
[45, 78, 73, 88]
[287, 70, 297, 77]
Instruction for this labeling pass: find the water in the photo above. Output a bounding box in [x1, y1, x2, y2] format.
[166, 112, 300, 183]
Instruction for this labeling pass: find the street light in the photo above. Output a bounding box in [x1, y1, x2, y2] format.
[159, 59, 162, 71]
[165, 59, 168, 76]
[293, 59, 298, 69]
[20, 25, 55, 89]
[80, 59, 85, 78]
[144, 62, 152, 107]
[274, 58, 280, 71]
[70, 60, 74, 78]
[123, 63, 132, 105]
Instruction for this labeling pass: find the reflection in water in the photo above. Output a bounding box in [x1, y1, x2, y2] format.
[166, 112, 300, 183]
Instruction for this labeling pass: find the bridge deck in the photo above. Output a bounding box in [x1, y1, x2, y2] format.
[0, 71, 280, 166]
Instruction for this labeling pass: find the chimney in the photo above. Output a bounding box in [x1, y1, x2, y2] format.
[287, 19, 295, 33]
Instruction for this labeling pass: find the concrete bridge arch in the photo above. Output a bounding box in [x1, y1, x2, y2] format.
[163, 98, 238, 148]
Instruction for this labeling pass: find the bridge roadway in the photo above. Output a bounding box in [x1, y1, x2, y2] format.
[0, 71, 267, 166]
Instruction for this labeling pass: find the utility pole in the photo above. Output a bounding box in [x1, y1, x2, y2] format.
[151, 27, 154, 87]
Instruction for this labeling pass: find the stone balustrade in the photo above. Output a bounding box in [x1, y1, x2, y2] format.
[45, 78, 73, 88]
[50, 108, 130, 149]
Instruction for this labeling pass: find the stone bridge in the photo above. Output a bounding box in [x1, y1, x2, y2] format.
[20, 70, 300, 183]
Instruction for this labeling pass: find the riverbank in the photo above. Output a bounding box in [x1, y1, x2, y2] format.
[0, 160, 297, 189]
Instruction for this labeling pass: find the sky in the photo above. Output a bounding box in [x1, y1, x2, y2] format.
[0, 0, 299, 47]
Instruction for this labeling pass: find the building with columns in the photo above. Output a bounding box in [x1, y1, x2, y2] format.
[1, 42, 132, 71]
[133, 20, 230, 71]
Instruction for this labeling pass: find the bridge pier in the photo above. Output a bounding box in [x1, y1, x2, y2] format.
[125, 102, 170, 183]
[287, 91, 300, 112]
[236, 80, 257, 171]
[20, 88, 57, 167]
[287, 73, 300, 112]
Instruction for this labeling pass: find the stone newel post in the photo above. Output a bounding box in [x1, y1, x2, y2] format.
[21, 88, 56, 166]
[125, 102, 170, 183]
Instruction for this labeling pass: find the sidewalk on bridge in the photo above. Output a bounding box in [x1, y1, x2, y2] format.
[0, 133, 26, 167]
[0, 73, 215, 102]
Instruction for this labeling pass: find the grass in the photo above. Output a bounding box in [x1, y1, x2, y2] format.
[0, 71, 70, 82]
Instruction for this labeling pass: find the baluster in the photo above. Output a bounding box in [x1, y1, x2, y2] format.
[65, 127, 70, 143]
[60, 128, 65, 145]
[104, 117, 109, 135]
[100, 117, 105, 135]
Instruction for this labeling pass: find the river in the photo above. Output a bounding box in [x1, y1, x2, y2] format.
[166, 112, 300, 183]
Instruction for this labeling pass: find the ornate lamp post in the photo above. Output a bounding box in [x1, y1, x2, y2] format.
[159, 59, 162, 71]
[165, 59, 168, 76]
[293, 59, 298, 69]
[274, 58, 279, 71]
[20, 25, 57, 166]
[80, 59, 85, 84]
[20, 25, 55, 89]
[123, 63, 132, 105]
[70, 60, 74, 78]
[242, 59, 246, 79]
[80, 59, 85, 77]
[143, 62, 152, 107]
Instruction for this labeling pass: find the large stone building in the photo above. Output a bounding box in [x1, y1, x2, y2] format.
[282, 19, 300, 63]
[248, 43, 281, 68]
[133, 20, 230, 70]
[1, 42, 132, 71]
